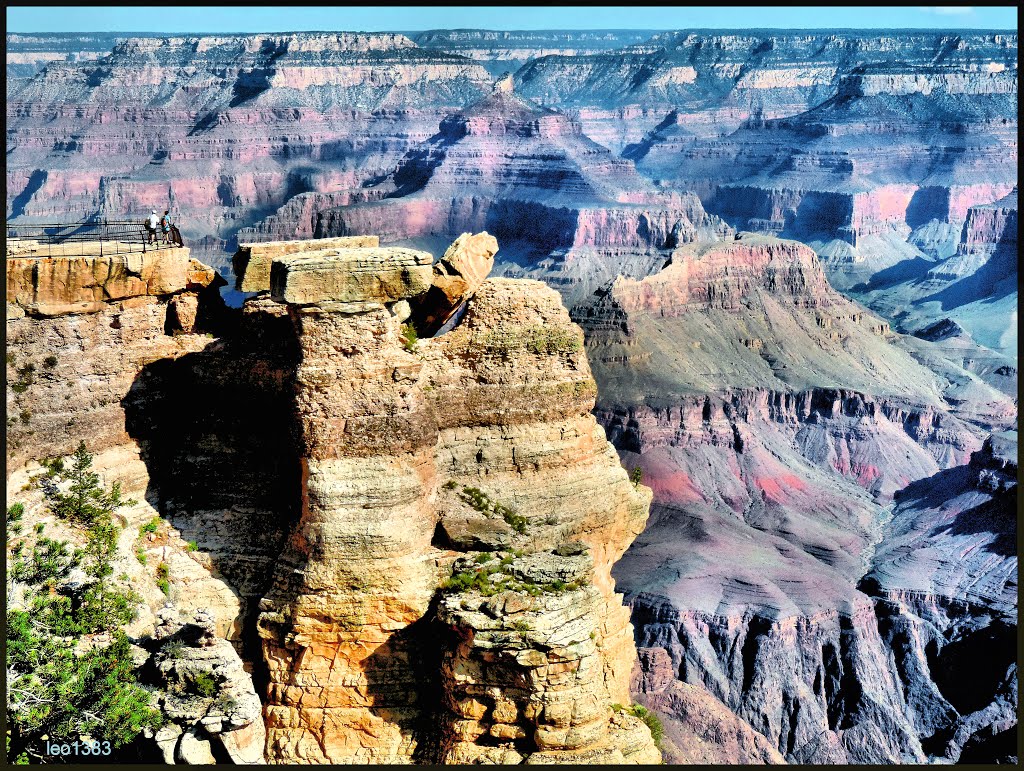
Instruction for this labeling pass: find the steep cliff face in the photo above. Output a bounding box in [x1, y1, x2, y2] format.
[570, 233, 1016, 763]
[5, 244, 221, 469]
[7, 235, 662, 764]
[863, 431, 1017, 763]
[252, 243, 659, 763]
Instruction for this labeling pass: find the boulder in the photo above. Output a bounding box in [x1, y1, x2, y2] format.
[168, 293, 200, 333]
[233, 235, 379, 292]
[410, 231, 498, 334]
[177, 729, 216, 764]
[269, 247, 433, 305]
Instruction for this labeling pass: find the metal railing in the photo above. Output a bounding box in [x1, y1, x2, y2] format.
[5, 220, 184, 259]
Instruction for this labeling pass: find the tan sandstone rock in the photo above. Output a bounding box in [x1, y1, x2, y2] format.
[233, 235, 380, 292]
[255, 237, 658, 764]
[411, 231, 498, 334]
[268, 246, 432, 305]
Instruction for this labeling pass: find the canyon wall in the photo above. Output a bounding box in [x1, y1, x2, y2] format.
[6, 235, 662, 764]
[571, 234, 1016, 763]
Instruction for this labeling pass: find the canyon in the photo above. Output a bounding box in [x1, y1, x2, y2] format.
[5, 24, 1018, 766]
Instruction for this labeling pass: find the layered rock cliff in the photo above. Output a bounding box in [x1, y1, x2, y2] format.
[6, 234, 661, 764]
[252, 240, 658, 763]
[570, 233, 1016, 763]
[266, 86, 729, 307]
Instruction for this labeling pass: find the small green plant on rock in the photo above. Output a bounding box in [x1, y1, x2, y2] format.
[612, 704, 665, 749]
[185, 540, 198, 552]
[43, 355, 58, 369]
[631, 467, 643, 488]
[399, 323, 418, 353]
[459, 486, 527, 534]
[140, 516, 161, 536]
[191, 670, 218, 698]
[156, 562, 170, 595]
[163, 639, 186, 659]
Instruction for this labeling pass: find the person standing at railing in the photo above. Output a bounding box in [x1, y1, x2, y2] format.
[160, 210, 173, 245]
[146, 210, 160, 245]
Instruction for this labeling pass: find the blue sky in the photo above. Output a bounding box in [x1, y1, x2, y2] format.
[6, 6, 1018, 33]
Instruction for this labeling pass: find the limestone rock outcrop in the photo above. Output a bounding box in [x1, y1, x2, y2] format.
[410, 231, 499, 334]
[5, 244, 222, 470]
[254, 236, 659, 763]
[268, 245, 433, 305]
[147, 611, 266, 764]
[233, 235, 380, 292]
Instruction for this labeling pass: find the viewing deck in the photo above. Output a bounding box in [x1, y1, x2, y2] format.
[5, 221, 183, 259]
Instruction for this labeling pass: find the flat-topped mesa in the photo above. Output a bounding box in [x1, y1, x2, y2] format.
[252, 233, 659, 763]
[609, 233, 837, 317]
[233, 235, 380, 292]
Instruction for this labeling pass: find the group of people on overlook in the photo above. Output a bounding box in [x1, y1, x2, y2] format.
[145, 209, 183, 247]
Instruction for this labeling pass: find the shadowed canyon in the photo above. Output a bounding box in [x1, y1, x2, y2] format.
[5, 25, 1018, 765]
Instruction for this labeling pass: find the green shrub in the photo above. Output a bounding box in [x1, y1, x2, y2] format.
[140, 516, 161, 535]
[34, 523, 44, 534]
[191, 671, 218, 698]
[474, 552, 493, 564]
[42, 355, 58, 369]
[163, 639, 185, 659]
[135, 548, 147, 565]
[630, 704, 665, 747]
[459, 486, 527, 533]
[399, 323, 418, 353]
[157, 578, 170, 596]
[442, 480, 458, 490]
[7, 466, 161, 761]
[631, 467, 643, 487]
[19, 411, 30, 425]
[502, 510, 528, 534]
[45, 442, 135, 528]
[185, 541, 198, 552]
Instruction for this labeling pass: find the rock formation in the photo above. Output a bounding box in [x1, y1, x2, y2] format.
[852, 187, 1018, 359]
[7, 233, 661, 764]
[570, 233, 1016, 763]
[147, 611, 266, 764]
[408, 231, 499, 334]
[863, 430, 1017, 763]
[254, 238, 659, 763]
